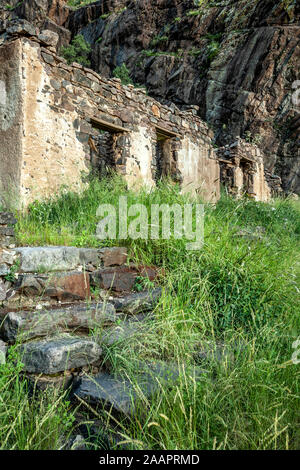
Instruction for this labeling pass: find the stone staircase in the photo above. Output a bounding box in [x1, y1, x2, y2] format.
[1, 214, 189, 446]
[2, 212, 234, 449]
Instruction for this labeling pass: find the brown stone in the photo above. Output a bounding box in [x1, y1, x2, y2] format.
[15, 271, 90, 301]
[45, 272, 90, 301]
[90, 265, 160, 292]
[152, 104, 160, 118]
[101, 247, 128, 267]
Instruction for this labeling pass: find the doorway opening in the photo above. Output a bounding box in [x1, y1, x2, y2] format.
[155, 126, 179, 183]
[89, 117, 127, 177]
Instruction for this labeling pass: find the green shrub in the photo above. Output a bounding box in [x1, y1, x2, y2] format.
[61, 34, 91, 67]
[113, 63, 134, 86]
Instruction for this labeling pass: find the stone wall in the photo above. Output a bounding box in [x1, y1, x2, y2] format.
[216, 139, 271, 202]
[0, 23, 220, 207]
[0, 212, 17, 301]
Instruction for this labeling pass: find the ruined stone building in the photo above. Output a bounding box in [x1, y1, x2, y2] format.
[0, 23, 272, 208]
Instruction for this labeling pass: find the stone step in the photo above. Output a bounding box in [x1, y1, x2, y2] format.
[108, 288, 162, 314]
[16, 246, 128, 273]
[73, 362, 202, 418]
[1, 302, 117, 343]
[100, 318, 148, 347]
[14, 271, 90, 301]
[19, 335, 102, 374]
[90, 265, 160, 292]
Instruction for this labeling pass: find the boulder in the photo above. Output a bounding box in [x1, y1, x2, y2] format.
[0, 264, 9, 276]
[20, 335, 102, 374]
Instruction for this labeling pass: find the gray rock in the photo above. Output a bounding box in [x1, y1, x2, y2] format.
[38, 30, 59, 47]
[0, 213, 17, 225]
[0, 339, 7, 365]
[80, 247, 127, 268]
[73, 361, 194, 417]
[110, 288, 162, 314]
[100, 322, 144, 346]
[16, 246, 128, 273]
[20, 335, 102, 374]
[7, 20, 38, 37]
[68, 434, 87, 450]
[1, 302, 116, 343]
[0, 263, 9, 276]
[0, 278, 7, 301]
[16, 246, 81, 273]
[26, 371, 74, 391]
[0, 249, 16, 265]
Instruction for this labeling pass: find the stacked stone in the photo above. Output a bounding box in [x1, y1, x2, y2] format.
[264, 170, 283, 196]
[0, 213, 18, 301]
[0, 241, 165, 419]
[0, 212, 17, 248]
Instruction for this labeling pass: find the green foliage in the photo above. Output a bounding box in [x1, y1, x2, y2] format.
[60, 34, 91, 67]
[188, 47, 202, 57]
[206, 33, 222, 62]
[0, 347, 74, 449]
[112, 63, 133, 86]
[13, 178, 300, 449]
[100, 13, 111, 19]
[150, 35, 169, 47]
[67, 0, 95, 8]
[4, 259, 20, 283]
[244, 130, 263, 145]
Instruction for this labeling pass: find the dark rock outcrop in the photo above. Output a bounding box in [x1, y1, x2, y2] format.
[66, 0, 300, 194]
[1, 0, 299, 192]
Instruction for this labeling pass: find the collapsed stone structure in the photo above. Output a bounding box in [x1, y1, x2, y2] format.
[216, 138, 275, 200]
[0, 21, 273, 208]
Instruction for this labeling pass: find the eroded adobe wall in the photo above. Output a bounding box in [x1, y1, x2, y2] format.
[19, 35, 219, 204]
[0, 40, 23, 208]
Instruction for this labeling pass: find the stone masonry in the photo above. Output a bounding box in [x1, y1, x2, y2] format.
[0, 22, 220, 208]
[216, 138, 272, 201]
[0, 20, 274, 209]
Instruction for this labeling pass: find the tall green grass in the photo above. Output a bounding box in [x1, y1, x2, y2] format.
[4, 177, 300, 449]
[0, 347, 74, 450]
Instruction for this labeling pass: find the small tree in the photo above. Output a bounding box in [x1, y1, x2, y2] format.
[61, 34, 91, 67]
[113, 63, 133, 85]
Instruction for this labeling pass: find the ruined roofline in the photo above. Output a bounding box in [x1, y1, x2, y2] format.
[0, 20, 214, 145]
[0, 22, 221, 207]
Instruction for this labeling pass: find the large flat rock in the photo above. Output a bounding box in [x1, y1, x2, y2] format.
[73, 362, 188, 417]
[16, 246, 128, 273]
[20, 335, 102, 374]
[1, 302, 117, 343]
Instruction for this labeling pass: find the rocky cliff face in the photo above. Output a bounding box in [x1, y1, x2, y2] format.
[1, 0, 299, 193]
